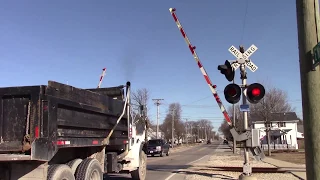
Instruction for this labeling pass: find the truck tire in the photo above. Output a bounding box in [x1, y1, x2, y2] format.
[130, 150, 147, 180]
[74, 158, 103, 180]
[66, 158, 83, 175]
[47, 164, 75, 180]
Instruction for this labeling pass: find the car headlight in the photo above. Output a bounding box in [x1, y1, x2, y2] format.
[156, 146, 161, 151]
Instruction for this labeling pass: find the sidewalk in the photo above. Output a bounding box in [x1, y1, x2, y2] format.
[262, 157, 306, 180]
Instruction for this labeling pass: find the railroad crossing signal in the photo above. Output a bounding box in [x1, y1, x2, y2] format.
[228, 44, 259, 72]
[224, 83, 241, 104]
[217, 60, 235, 82]
[246, 83, 265, 104]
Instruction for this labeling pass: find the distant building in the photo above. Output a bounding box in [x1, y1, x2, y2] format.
[297, 124, 304, 149]
[251, 112, 301, 150]
[147, 128, 164, 140]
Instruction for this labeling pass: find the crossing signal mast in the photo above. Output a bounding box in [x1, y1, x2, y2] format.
[218, 44, 266, 180]
[168, 9, 265, 180]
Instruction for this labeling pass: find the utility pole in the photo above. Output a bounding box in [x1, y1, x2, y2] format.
[233, 78, 236, 154]
[296, 0, 320, 179]
[152, 99, 164, 139]
[197, 125, 200, 142]
[204, 124, 207, 141]
[190, 124, 193, 143]
[171, 106, 176, 148]
[185, 119, 188, 145]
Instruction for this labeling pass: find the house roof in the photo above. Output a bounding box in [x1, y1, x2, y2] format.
[251, 112, 298, 123]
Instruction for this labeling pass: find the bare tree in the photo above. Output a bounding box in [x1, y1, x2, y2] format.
[249, 86, 294, 156]
[226, 104, 245, 132]
[184, 120, 199, 142]
[218, 120, 233, 141]
[218, 105, 244, 142]
[197, 119, 214, 141]
[131, 88, 149, 111]
[131, 88, 152, 130]
[159, 103, 185, 143]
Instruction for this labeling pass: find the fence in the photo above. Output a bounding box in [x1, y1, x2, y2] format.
[261, 144, 296, 150]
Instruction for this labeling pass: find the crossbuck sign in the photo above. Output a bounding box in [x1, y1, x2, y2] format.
[228, 44, 259, 72]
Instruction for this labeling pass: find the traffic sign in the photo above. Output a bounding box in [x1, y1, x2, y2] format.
[243, 44, 258, 59]
[228, 45, 242, 59]
[228, 44, 259, 72]
[313, 42, 320, 68]
[231, 61, 240, 70]
[245, 60, 258, 72]
[240, 104, 250, 112]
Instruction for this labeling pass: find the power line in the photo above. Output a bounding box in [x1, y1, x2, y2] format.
[240, 0, 249, 44]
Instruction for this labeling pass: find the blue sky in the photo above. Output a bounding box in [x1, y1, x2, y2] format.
[0, 1, 302, 129]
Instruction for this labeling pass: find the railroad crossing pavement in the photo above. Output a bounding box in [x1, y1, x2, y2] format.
[104, 141, 221, 180]
[226, 142, 306, 179]
[105, 141, 307, 180]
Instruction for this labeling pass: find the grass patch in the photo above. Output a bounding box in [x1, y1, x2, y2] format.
[269, 151, 305, 164]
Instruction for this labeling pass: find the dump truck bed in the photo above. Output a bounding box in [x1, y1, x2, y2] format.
[0, 81, 129, 161]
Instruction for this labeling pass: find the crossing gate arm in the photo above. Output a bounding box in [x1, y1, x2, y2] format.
[168, 8, 232, 126]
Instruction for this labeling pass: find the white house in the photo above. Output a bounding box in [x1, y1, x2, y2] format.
[251, 112, 300, 150]
[147, 128, 164, 140]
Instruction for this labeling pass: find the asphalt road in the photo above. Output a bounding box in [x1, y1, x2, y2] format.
[105, 141, 223, 180]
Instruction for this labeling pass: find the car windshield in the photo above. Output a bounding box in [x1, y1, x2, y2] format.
[148, 140, 162, 145]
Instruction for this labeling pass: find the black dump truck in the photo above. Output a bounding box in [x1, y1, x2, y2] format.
[0, 81, 147, 180]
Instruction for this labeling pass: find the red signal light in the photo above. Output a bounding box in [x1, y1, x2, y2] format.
[227, 88, 237, 97]
[252, 88, 261, 96]
[246, 83, 265, 104]
[224, 84, 241, 104]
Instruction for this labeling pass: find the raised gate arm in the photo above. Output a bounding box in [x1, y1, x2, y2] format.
[168, 8, 232, 127]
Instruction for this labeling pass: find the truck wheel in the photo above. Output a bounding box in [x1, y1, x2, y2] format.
[131, 150, 147, 180]
[66, 158, 83, 175]
[74, 158, 102, 180]
[166, 150, 170, 156]
[47, 164, 75, 180]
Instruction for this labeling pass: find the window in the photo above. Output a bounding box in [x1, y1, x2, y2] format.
[148, 139, 163, 145]
[277, 122, 286, 127]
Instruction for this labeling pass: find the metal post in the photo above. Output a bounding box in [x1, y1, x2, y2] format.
[233, 79, 236, 154]
[239, 62, 254, 180]
[242, 71, 250, 169]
